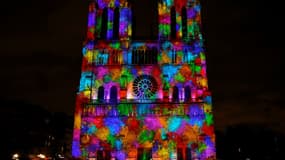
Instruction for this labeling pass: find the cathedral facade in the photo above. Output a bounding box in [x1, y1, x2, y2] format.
[72, 0, 216, 159]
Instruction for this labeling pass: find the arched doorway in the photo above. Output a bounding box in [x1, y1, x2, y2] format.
[172, 86, 179, 102]
[184, 86, 191, 102]
[110, 86, 118, 103]
[98, 86, 104, 102]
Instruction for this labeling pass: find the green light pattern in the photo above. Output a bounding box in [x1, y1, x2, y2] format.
[198, 143, 207, 153]
[195, 65, 201, 73]
[118, 104, 132, 116]
[107, 134, 116, 148]
[205, 113, 214, 126]
[175, 72, 185, 82]
[138, 130, 154, 144]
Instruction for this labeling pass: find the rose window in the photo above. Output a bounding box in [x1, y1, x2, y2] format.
[133, 75, 158, 99]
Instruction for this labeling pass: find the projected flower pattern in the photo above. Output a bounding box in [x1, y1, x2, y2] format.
[72, 0, 216, 160]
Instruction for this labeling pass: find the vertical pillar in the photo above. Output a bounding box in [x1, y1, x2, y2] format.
[158, 2, 171, 40]
[107, 8, 114, 39]
[72, 96, 83, 157]
[181, 7, 188, 40]
[119, 8, 131, 40]
[113, 7, 120, 39]
[95, 9, 103, 39]
[87, 2, 96, 41]
[187, 3, 200, 39]
[176, 11, 182, 39]
[127, 7, 132, 39]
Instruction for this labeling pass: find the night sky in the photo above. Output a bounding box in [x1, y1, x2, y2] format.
[0, 0, 283, 134]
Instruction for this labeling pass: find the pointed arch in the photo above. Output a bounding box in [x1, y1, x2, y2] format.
[110, 86, 118, 103]
[181, 6, 188, 40]
[100, 7, 108, 39]
[184, 86, 191, 102]
[171, 6, 177, 40]
[172, 86, 179, 102]
[113, 7, 120, 40]
[98, 86, 104, 102]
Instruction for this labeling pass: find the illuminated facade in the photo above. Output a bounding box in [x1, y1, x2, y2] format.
[72, 0, 216, 159]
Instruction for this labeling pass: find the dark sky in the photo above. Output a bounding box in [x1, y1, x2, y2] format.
[0, 0, 283, 133]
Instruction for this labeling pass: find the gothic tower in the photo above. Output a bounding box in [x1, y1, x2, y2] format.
[72, 0, 216, 159]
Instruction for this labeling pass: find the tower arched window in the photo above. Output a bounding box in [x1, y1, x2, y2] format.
[100, 7, 108, 39]
[113, 7, 120, 40]
[184, 86, 191, 102]
[110, 86, 118, 103]
[172, 86, 179, 102]
[171, 6, 177, 40]
[181, 6, 188, 40]
[98, 86, 104, 102]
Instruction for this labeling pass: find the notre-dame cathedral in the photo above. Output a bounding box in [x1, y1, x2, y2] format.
[72, 0, 216, 159]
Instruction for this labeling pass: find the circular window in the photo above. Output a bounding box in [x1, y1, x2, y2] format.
[133, 75, 158, 99]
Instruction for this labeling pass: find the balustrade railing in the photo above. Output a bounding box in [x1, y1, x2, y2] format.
[82, 102, 205, 118]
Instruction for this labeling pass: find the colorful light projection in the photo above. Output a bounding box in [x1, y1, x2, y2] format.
[158, 0, 201, 41]
[90, 0, 131, 40]
[73, 0, 216, 159]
